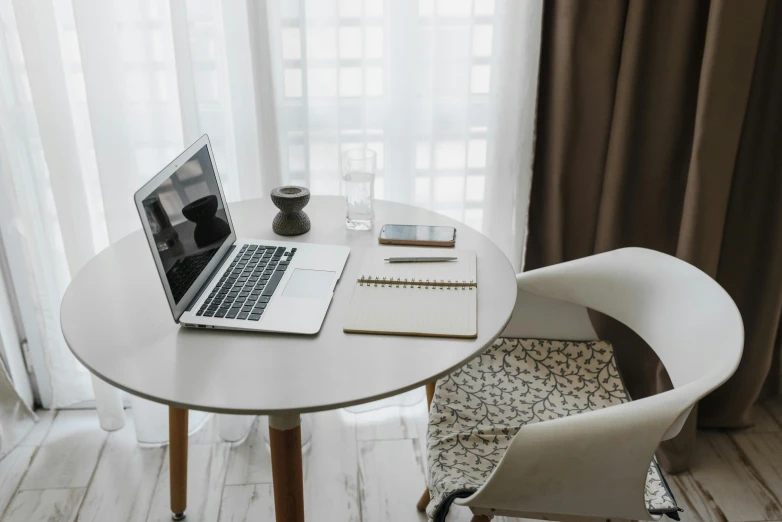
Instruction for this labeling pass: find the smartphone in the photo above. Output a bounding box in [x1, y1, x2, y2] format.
[378, 224, 456, 247]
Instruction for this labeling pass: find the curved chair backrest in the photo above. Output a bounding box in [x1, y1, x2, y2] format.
[515, 248, 743, 396]
[461, 248, 743, 520]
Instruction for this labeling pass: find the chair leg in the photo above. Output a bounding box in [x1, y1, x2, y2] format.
[416, 488, 431, 512]
[416, 381, 437, 512]
[425, 380, 436, 407]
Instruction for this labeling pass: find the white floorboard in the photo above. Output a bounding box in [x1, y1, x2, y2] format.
[20, 410, 106, 490]
[225, 417, 273, 486]
[3, 488, 84, 522]
[78, 416, 165, 522]
[18, 409, 55, 447]
[3, 396, 782, 522]
[146, 443, 231, 522]
[0, 445, 35, 517]
[358, 439, 428, 522]
[303, 410, 361, 522]
[688, 430, 782, 522]
[218, 484, 274, 522]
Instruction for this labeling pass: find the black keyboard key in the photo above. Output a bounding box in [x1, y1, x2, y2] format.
[248, 314, 261, 321]
[215, 311, 226, 318]
[259, 296, 271, 303]
[226, 310, 238, 319]
[237, 312, 249, 320]
[196, 310, 204, 316]
[204, 311, 215, 317]
[242, 307, 253, 313]
[274, 247, 286, 256]
[262, 271, 284, 296]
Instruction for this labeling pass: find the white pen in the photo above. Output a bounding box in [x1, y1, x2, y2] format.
[384, 257, 458, 263]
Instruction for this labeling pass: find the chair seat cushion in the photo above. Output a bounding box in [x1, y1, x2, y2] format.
[426, 338, 679, 520]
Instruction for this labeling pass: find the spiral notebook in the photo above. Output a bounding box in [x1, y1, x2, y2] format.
[343, 247, 477, 338]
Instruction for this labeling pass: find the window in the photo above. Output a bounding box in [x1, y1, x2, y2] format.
[270, 0, 497, 230]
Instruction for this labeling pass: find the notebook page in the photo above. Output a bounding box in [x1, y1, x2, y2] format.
[343, 283, 477, 338]
[359, 247, 476, 285]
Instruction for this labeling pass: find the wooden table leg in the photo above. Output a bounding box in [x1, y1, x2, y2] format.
[169, 407, 188, 520]
[417, 381, 437, 512]
[269, 413, 305, 522]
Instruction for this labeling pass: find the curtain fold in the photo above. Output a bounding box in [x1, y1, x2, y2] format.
[528, 0, 782, 472]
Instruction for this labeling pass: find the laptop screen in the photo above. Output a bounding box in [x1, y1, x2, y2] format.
[139, 144, 231, 304]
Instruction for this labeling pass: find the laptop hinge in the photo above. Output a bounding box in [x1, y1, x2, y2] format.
[184, 244, 236, 313]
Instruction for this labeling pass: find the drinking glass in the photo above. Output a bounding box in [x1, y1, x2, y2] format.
[342, 147, 376, 230]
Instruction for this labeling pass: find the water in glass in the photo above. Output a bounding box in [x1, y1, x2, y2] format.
[343, 147, 376, 230]
[344, 171, 374, 230]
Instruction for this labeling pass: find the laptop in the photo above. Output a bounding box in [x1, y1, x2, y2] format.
[134, 135, 349, 334]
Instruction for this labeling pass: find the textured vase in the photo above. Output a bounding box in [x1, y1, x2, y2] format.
[271, 186, 311, 236]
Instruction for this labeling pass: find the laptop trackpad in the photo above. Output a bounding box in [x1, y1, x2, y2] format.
[282, 269, 335, 299]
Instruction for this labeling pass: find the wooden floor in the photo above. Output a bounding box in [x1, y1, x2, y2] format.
[1, 394, 782, 522]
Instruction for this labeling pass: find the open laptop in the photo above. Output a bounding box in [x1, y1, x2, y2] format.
[134, 135, 349, 334]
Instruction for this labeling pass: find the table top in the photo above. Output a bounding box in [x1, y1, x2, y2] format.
[61, 196, 517, 415]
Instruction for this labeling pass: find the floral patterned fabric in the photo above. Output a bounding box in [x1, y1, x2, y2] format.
[426, 338, 679, 520]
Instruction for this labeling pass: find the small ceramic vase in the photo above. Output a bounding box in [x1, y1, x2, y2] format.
[270, 186, 311, 236]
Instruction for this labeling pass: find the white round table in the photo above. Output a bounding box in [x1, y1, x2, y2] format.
[61, 196, 517, 522]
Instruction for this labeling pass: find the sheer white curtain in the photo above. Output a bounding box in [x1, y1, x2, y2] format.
[0, 0, 542, 440]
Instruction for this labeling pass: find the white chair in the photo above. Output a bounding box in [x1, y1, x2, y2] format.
[418, 247, 743, 521]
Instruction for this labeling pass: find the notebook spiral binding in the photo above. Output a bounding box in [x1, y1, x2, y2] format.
[357, 276, 475, 289]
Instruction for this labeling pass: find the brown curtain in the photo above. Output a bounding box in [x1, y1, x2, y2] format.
[527, 0, 782, 472]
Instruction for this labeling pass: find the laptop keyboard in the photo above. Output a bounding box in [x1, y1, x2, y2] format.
[167, 247, 219, 303]
[196, 245, 296, 321]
